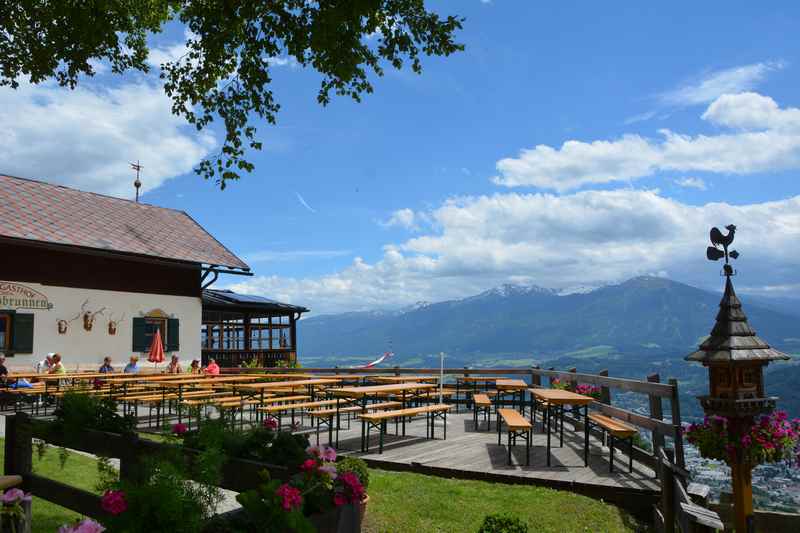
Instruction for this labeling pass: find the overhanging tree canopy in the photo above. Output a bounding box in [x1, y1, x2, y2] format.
[0, 1, 463, 187]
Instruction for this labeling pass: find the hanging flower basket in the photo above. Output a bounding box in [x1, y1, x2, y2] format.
[686, 411, 800, 466]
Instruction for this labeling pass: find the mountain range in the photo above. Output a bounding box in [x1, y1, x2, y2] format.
[297, 276, 800, 417]
[298, 275, 800, 364]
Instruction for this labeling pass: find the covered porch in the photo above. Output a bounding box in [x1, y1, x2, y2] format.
[201, 289, 309, 367]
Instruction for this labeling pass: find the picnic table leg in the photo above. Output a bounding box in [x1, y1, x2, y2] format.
[526, 428, 531, 466]
[507, 429, 512, 465]
[177, 385, 183, 424]
[546, 404, 552, 467]
[559, 404, 564, 447]
[497, 411, 502, 446]
[401, 391, 407, 436]
[609, 435, 615, 473]
[379, 420, 385, 454]
[361, 417, 366, 452]
[335, 398, 341, 447]
[584, 417, 590, 466]
[628, 437, 633, 473]
[443, 411, 447, 440]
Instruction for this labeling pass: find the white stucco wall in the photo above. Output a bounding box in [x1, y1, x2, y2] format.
[0, 280, 201, 370]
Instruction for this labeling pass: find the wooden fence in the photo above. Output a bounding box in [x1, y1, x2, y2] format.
[654, 448, 723, 533]
[3, 412, 289, 520]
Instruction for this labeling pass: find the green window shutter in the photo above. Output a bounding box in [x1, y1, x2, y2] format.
[132, 318, 148, 352]
[167, 318, 180, 352]
[11, 313, 34, 354]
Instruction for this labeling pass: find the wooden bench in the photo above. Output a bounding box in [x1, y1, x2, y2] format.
[358, 404, 451, 453]
[473, 393, 492, 431]
[586, 413, 637, 472]
[496, 408, 532, 466]
[307, 401, 403, 446]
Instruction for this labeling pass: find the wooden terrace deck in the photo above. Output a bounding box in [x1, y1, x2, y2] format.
[331, 411, 660, 516]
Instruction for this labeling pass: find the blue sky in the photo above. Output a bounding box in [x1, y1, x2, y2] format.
[2, 2, 800, 313]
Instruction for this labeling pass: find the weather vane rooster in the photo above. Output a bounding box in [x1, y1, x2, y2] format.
[706, 224, 739, 276]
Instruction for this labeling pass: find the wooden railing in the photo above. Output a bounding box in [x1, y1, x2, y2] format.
[202, 349, 295, 368]
[3, 413, 289, 520]
[225, 364, 686, 469]
[654, 448, 723, 533]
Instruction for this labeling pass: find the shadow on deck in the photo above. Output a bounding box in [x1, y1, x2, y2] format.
[327, 412, 660, 519]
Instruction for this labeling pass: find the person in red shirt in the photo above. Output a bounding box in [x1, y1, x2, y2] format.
[203, 358, 220, 376]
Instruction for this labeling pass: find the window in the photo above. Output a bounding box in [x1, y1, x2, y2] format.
[132, 317, 179, 352]
[0, 312, 34, 355]
[0, 313, 10, 351]
[145, 317, 168, 347]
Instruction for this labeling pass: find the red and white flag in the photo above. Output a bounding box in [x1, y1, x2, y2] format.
[358, 351, 394, 368]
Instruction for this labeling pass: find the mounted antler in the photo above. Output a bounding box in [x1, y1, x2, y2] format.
[56, 301, 86, 334]
[83, 304, 106, 332]
[108, 312, 126, 335]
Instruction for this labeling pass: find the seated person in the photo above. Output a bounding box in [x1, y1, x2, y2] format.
[188, 359, 201, 374]
[0, 356, 7, 385]
[35, 353, 54, 374]
[124, 356, 140, 374]
[166, 355, 182, 374]
[98, 357, 115, 373]
[48, 353, 66, 374]
[203, 358, 220, 376]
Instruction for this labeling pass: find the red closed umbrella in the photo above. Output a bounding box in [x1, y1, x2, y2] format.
[148, 328, 165, 368]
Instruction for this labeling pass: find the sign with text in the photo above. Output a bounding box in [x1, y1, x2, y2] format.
[0, 281, 53, 310]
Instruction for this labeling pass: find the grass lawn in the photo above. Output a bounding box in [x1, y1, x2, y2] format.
[0, 438, 640, 533]
[0, 439, 104, 533]
[362, 470, 641, 533]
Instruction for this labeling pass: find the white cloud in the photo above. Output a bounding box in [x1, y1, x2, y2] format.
[658, 61, 784, 106]
[383, 208, 418, 230]
[674, 177, 707, 190]
[229, 189, 800, 313]
[493, 92, 800, 191]
[244, 250, 352, 263]
[0, 79, 215, 197]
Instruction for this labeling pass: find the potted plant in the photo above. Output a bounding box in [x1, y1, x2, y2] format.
[686, 411, 800, 466]
[335, 456, 370, 521]
[230, 444, 367, 533]
[574, 384, 601, 400]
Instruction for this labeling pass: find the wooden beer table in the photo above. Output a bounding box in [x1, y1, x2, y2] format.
[333, 382, 437, 436]
[529, 388, 594, 466]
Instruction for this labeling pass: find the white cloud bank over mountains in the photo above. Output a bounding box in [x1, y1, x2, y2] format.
[492, 92, 800, 191]
[232, 189, 800, 314]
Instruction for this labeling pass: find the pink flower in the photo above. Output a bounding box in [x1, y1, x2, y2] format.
[300, 459, 317, 472]
[58, 519, 107, 533]
[319, 464, 338, 479]
[320, 445, 337, 462]
[741, 435, 752, 448]
[276, 483, 302, 511]
[333, 493, 348, 506]
[263, 417, 278, 430]
[101, 490, 127, 515]
[338, 471, 365, 502]
[172, 423, 188, 435]
[1, 487, 31, 504]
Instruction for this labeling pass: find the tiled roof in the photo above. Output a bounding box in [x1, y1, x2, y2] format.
[0, 174, 249, 270]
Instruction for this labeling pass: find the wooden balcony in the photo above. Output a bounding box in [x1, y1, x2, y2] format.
[201, 349, 296, 368]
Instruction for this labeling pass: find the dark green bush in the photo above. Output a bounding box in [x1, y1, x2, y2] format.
[336, 456, 370, 490]
[477, 513, 529, 533]
[181, 418, 309, 467]
[53, 392, 136, 436]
